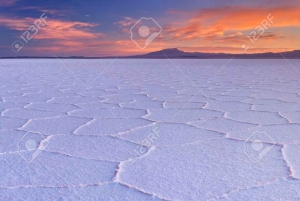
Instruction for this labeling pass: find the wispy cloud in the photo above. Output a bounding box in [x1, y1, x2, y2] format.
[0, 16, 103, 39]
[0, 0, 17, 7]
[14, 6, 69, 17]
[115, 17, 137, 34]
[116, 17, 136, 27]
[35, 20, 103, 40]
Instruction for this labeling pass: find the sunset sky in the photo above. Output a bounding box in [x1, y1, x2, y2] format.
[1, 0, 300, 57]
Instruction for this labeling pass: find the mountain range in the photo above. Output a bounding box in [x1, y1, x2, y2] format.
[126, 48, 300, 59]
[2, 48, 300, 59]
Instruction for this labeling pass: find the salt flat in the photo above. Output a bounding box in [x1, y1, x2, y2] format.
[0, 59, 300, 201]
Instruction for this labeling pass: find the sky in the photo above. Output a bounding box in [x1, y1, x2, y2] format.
[0, 0, 300, 57]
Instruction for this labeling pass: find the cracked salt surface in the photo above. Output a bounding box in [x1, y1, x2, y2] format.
[0, 59, 300, 200]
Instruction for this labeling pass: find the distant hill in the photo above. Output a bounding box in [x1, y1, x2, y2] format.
[125, 48, 300, 59]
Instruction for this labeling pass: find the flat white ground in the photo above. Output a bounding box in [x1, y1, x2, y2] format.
[0, 59, 300, 201]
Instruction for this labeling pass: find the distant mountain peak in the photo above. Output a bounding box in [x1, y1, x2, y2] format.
[143, 48, 186, 57]
[128, 48, 300, 59]
[163, 48, 182, 51]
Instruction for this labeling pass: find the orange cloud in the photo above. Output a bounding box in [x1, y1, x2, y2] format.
[162, 6, 300, 53]
[35, 20, 103, 40]
[198, 7, 300, 30]
[0, 16, 32, 30]
[165, 7, 300, 41]
[0, 16, 104, 42]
